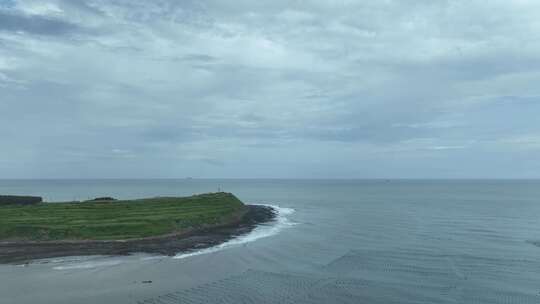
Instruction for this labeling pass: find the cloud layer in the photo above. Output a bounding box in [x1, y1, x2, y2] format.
[1, 0, 539, 178]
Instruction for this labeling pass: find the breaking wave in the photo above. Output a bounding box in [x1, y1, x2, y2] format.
[173, 204, 296, 260]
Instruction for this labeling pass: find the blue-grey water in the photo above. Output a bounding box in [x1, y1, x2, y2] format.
[1, 179, 540, 303]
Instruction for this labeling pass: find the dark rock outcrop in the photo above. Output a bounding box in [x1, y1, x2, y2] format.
[86, 197, 117, 202]
[0, 195, 42, 206]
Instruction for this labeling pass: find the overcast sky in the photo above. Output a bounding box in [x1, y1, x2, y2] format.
[1, 0, 539, 178]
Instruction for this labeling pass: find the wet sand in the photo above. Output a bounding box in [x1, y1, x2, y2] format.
[0, 205, 276, 264]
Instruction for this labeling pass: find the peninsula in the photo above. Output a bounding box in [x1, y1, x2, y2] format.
[0, 192, 275, 264]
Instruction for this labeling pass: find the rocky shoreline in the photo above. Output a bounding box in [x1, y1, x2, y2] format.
[0, 205, 276, 264]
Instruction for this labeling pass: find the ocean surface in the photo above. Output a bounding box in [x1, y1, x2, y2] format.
[1, 179, 540, 303]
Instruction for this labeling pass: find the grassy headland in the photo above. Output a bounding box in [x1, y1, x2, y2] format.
[0, 192, 246, 241]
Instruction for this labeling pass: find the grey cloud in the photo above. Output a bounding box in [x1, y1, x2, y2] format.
[0, 10, 82, 36]
[1, 0, 540, 178]
[57, 0, 105, 17]
[180, 54, 218, 63]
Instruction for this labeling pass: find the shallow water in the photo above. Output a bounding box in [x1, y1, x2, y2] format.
[1, 179, 540, 303]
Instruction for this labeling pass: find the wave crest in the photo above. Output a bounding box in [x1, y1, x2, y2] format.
[173, 204, 296, 259]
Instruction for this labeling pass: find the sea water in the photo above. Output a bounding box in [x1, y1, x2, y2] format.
[1, 179, 540, 303]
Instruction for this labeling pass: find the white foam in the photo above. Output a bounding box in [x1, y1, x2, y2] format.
[139, 255, 166, 261]
[173, 204, 296, 260]
[53, 258, 124, 270]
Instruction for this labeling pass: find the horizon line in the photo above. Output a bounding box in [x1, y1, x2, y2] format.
[1, 177, 540, 181]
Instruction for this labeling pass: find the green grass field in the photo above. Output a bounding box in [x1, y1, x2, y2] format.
[0, 192, 246, 241]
